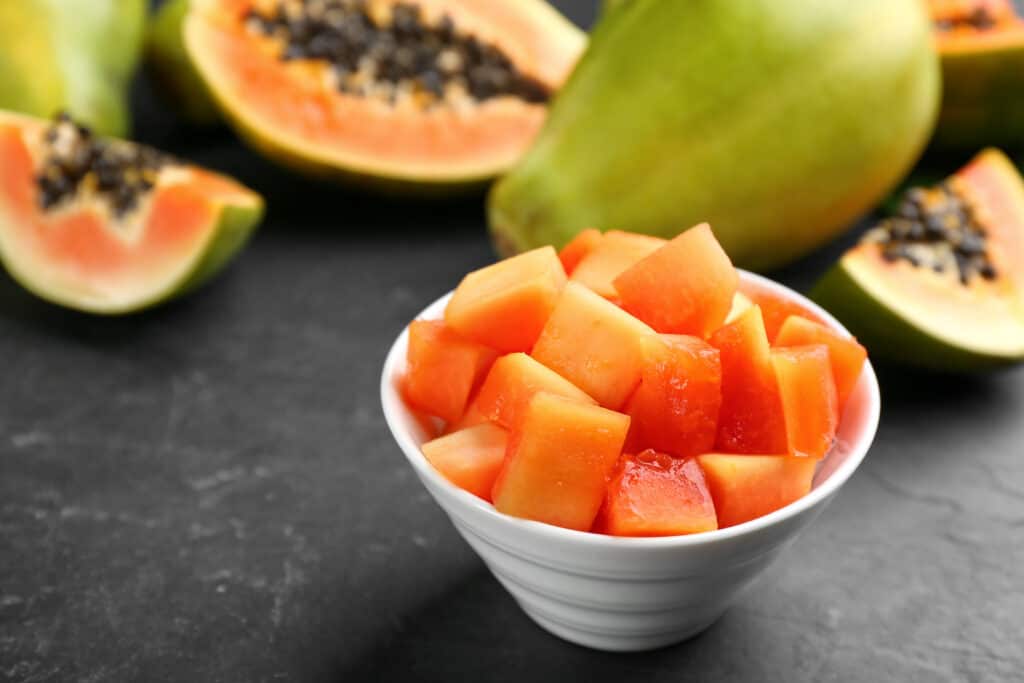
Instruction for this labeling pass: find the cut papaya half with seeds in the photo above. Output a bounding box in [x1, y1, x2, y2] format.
[813, 148, 1024, 370]
[0, 110, 263, 314]
[927, 0, 1024, 149]
[183, 0, 586, 192]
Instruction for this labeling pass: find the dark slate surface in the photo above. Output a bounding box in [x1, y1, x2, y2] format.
[3, 2, 1024, 681]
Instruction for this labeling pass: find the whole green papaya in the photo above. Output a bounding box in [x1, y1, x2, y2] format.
[489, 0, 940, 271]
[0, 0, 146, 137]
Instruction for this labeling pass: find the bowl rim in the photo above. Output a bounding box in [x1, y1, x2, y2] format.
[380, 268, 881, 549]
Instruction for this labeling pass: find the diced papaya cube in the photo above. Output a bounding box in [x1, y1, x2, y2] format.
[770, 345, 838, 459]
[492, 392, 630, 531]
[531, 282, 656, 409]
[403, 320, 497, 423]
[475, 352, 595, 429]
[614, 223, 738, 337]
[422, 423, 509, 501]
[558, 228, 604, 275]
[774, 316, 867, 415]
[597, 450, 718, 536]
[623, 334, 722, 458]
[738, 279, 827, 342]
[709, 306, 789, 454]
[445, 246, 567, 353]
[696, 453, 817, 528]
[569, 231, 666, 298]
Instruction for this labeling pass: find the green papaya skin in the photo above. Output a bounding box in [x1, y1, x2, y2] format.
[489, 0, 941, 271]
[601, 0, 627, 16]
[0, 0, 145, 137]
[933, 41, 1024, 150]
[146, 0, 221, 125]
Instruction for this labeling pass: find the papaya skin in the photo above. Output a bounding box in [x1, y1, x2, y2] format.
[0, 0, 146, 137]
[146, 0, 222, 126]
[933, 37, 1024, 150]
[488, 0, 940, 271]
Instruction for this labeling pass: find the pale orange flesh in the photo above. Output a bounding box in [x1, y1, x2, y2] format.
[187, 0, 584, 179]
[958, 149, 1024, 296]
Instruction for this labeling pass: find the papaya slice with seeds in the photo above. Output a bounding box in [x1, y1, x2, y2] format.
[0, 110, 262, 313]
[813, 148, 1024, 370]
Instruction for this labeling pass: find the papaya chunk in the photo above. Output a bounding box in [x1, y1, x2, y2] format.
[475, 352, 595, 429]
[623, 334, 722, 458]
[422, 423, 509, 501]
[775, 316, 867, 415]
[403, 320, 497, 423]
[596, 450, 717, 536]
[531, 282, 656, 409]
[614, 223, 738, 337]
[445, 246, 567, 353]
[709, 305, 789, 455]
[492, 392, 630, 531]
[770, 345, 839, 459]
[696, 453, 817, 528]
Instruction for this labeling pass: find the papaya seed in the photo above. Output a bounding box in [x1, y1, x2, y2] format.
[244, 0, 550, 107]
[872, 180, 999, 285]
[34, 112, 174, 220]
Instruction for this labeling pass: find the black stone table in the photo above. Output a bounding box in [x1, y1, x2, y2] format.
[2, 2, 1023, 680]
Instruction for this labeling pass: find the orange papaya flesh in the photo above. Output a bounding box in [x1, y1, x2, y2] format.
[709, 305, 789, 455]
[492, 392, 630, 532]
[775, 316, 867, 416]
[770, 345, 839, 460]
[403, 320, 497, 424]
[596, 450, 717, 537]
[696, 453, 817, 529]
[422, 422, 509, 501]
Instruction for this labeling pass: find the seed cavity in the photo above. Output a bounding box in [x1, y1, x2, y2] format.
[934, 5, 1001, 31]
[863, 181, 999, 285]
[244, 0, 551, 108]
[36, 112, 171, 220]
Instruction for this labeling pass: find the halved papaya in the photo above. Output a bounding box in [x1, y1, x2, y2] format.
[182, 0, 586, 191]
[813, 149, 1024, 370]
[928, 0, 1024, 149]
[0, 110, 263, 313]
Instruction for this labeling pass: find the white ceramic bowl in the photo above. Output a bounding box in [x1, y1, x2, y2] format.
[380, 270, 880, 652]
